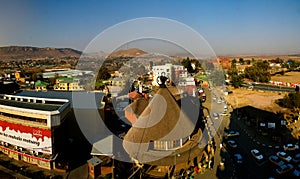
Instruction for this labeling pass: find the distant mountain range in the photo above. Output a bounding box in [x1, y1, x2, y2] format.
[107, 48, 148, 58]
[0, 46, 150, 60]
[0, 46, 82, 60]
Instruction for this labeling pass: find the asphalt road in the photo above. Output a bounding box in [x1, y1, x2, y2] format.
[242, 83, 296, 93]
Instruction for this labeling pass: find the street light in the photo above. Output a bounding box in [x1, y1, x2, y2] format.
[174, 153, 181, 176]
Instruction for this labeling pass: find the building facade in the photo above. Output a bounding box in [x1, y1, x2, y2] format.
[54, 77, 84, 91]
[152, 64, 187, 86]
[0, 94, 70, 169]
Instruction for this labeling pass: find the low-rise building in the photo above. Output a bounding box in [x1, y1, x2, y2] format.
[0, 94, 70, 169]
[54, 77, 84, 91]
[35, 80, 49, 91]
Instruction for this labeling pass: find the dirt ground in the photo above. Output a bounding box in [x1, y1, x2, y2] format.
[225, 87, 288, 113]
[271, 71, 300, 84]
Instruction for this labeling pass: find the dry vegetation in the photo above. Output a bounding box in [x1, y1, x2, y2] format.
[271, 71, 300, 84]
[225, 87, 288, 113]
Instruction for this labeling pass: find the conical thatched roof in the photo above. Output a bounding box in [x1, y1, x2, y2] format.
[123, 86, 198, 163]
[124, 97, 148, 117]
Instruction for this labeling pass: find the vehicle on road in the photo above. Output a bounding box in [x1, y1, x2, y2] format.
[292, 153, 300, 163]
[283, 143, 299, 151]
[212, 94, 217, 101]
[293, 164, 300, 177]
[225, 130, 240, 137]
[233, 154, 243, 164]
[219, 111, 227, 116]
[268, 155, 285, 166]
[227, 140, 237, 148]
[224, 105, 228, 111]
[275, 164, 294, 175]
[217, 98, 222, 104]
[213, 113, 219, 120]
[276, 151, 292, 163]
[251, 149, 264, 161]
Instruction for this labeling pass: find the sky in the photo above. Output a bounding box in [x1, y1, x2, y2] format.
[0, 0, 300, 56]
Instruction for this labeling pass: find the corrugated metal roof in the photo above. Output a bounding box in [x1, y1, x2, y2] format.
[16, 90, 104, 109]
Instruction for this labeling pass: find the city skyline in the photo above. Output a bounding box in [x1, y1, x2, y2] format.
[0, 0, 300, 56]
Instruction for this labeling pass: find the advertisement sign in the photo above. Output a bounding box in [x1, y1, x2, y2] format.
[0, 120, 52, 154]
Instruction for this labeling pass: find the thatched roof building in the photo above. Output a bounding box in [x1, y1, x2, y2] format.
[123, 79, 203, 165]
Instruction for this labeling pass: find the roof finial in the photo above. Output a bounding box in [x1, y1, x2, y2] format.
[157, 72, 168, 88]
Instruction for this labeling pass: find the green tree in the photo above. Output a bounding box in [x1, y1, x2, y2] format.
[280, 92, 300, 109]
[239, 58, 244, 65]
[181, 57, 193, 73]
[231, 59, 237, 68]
[209, 70, 225, 86]
[49, 73, 59, 85]
[228, 68, 244, 88]
[97, 67, 111, 81]
[244, 61, 270, 83]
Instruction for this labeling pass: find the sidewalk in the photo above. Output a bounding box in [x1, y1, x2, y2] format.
[0, 165, 30, 179]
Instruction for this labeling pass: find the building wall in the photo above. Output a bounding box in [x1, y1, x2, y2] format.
[152, 64, 186, 86]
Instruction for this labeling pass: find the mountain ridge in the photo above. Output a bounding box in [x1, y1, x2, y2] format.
[0, 46, 82, 60]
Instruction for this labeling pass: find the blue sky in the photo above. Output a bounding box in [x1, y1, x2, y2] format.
[0, 0, 300, 55]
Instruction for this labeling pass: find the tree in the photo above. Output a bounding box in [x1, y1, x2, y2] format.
[181, 57, 193, 73]
[244, 61, 270, 83]
[209, 70, 225, 86]
[96, 66, 111, 81]
[49, 73, 59, 85]
[228, 68, 244, 88]
[231, 59, 237, 68]
[239, 58, 244, 65]
[280, 92, 300, 109]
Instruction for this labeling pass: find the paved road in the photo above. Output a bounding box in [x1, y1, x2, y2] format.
[242, 83, 296, 93]
[228, 113, 298, 178]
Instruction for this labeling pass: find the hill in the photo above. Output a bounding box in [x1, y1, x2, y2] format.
[0, 46, 82, 60]
[107, 48, 147, 58]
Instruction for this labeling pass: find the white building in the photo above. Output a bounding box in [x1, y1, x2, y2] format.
[152, 64, 188, 86]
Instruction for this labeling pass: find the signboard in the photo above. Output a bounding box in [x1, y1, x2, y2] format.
[0, 120, 52, 154]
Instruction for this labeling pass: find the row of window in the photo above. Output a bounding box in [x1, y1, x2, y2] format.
[151, 136, 190, 150]
[0, 112, 47, 124]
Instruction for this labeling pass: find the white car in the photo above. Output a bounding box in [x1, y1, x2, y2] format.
[213, 113, 219, 120]
[283, 143, 299, 151]
[251, 149, 263, 161]
[277, 151, 292, 163]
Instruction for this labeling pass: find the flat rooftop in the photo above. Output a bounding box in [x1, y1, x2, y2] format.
[0, 98, 62, 111]
[16, 90, 105, 109]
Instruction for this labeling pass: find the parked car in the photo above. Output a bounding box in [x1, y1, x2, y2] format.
[233, 153, 243, 164]
[283, 143, 299, 151]
[227, 140, 237, 148]
[292, 153, 300, 163]
[275, 164, 294, 175]
[217, 99, 222, 104]
[268, 155, 285, 166]
[276, 151, 292, 163]
[213, 113, 219, 120]
[293, 164, 300, 177]
[251, 149, 264, 161]
[225, 130, 240, 137]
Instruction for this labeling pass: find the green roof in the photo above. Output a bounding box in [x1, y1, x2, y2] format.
[0, 99, 63, 111]
[35, 80, 49, 87]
